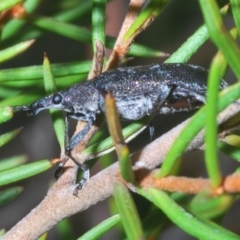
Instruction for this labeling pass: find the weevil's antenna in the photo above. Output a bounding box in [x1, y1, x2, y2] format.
[12, 105, 32, 111]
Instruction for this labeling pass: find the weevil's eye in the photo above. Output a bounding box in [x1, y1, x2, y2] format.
[53, 94, 62, 104]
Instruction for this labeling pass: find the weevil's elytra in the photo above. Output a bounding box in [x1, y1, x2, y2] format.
[13, 63, 228, 191]
[93, 63, 227, 117]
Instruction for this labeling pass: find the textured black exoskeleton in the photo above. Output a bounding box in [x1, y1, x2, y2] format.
[13, 63, 228, 191]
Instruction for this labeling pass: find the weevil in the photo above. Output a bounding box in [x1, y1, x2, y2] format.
[13, 63, 228, 191]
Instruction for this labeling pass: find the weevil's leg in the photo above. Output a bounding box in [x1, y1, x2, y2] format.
[67, 151, 90, 195]
[146, 85, 176, 115]
[55, 155, 69, 179]
[64, 115, 70, 148]
[147, 85, 176, 140]
[149, 122, 155, 141]
[63, 120, 93, 193]
[55, 115, 70, 179]
[55, 118, 92, 193]
[66, 120, 93, 153]
[155, 85, 176, 111]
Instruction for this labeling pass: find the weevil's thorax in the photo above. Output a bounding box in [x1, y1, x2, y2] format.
[59, 82, 101, 120]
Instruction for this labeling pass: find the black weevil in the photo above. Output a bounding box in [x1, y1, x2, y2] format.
[13, 63, 228, 192]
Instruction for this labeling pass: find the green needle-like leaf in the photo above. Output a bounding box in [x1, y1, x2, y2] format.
[77, 215, 121, 240]
[142, 206, 165, 237]
[230, 0, 240, 34]
[166, 4, 229, 63]
[0, 128, 21, 148]
[43, 54, 65, 151]
[1, 0, 90, 43]
[0, 187, 23, 206]
[56, 219, 74, 240]
[218, 141, 240, 162]
[205, 53, 225, 188]
[1, 0, 40, 41]
[0, 155, 27, 172]
[124, 0, 168, 41]
[26, 14, 163, 57]
[0, 93, 42, 107]
[199, 0, 240, 79]
[0, 160, 52, 186]
[0, 0, 23, 12]
[189, 191, 235, 219]
[0, 87, 21, 98]
[0, 61, 91, 82]
[0, 106, 13, 124]
[92, 0, 106, 52]
[37, 233, 48, 240]
[114, 182, 143, 239]
[0, 40, 35, 63]
[140, 188, 240, 240]
[105, 94, 134, 183]
[82, 117, 149, 160]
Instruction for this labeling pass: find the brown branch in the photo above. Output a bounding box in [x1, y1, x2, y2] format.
[87, 40, 105, 80]
[224, 174, 240, 193]
[137, 169, 240, 195]
[136, 169, 240, 195]
[105, 0, 146, 70]
[3, 102, 240, 240]
[0, 4, 25, 28]
[137, 169, 211, 194]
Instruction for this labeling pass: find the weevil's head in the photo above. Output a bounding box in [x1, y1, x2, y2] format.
[13, 83, 100, 117]
[13, 91, 75, 116]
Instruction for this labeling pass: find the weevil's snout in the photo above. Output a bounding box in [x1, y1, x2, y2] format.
[27, 100, 45, 116]
[13, 96, 53, 116]
[13, 92, 74, 116]
[27, 96, 57, 116]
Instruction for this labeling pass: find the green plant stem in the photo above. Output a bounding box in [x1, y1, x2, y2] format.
[92, 0, 106, 53]
[230, 0, 240, 35]
[0, 0, 23, 12]
[204, 54, 224, 188]
[114, 183, 143, 239]
[43, 55, 65, 151]
[198, 0, 240, 79]
[166, 4, 229, 63]
[140, 188, 240, 240]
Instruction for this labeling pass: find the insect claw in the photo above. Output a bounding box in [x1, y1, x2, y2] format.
[55, 163, 64, 179]
[54, 155, 69, 179]
[67, 151, 90, 195]
[73, 165, 89, 195]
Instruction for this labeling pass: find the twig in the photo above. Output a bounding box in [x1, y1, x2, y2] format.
[3, 102, 240, 240]
[105, 0, 145, 70]
[138, 170, 240, 195]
